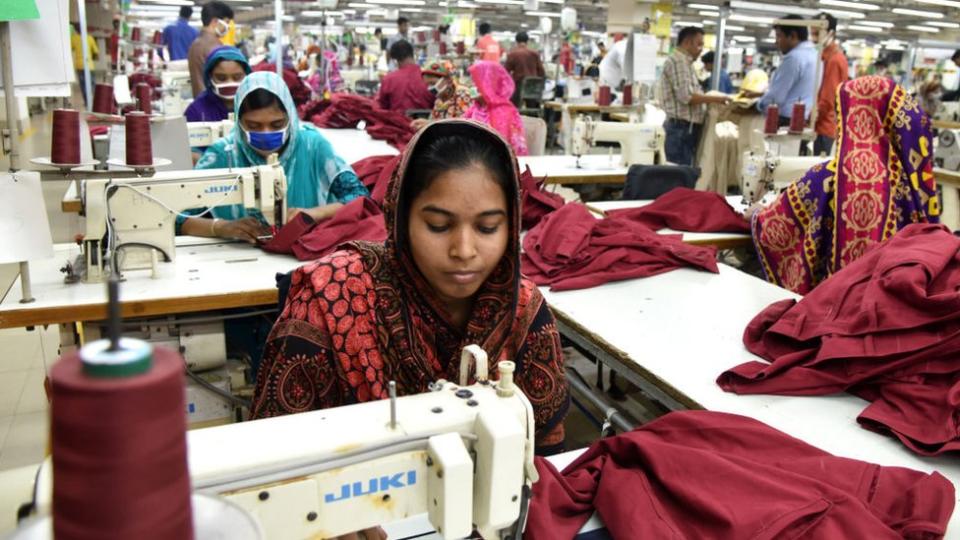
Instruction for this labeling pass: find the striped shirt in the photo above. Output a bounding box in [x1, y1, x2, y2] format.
[659, 49, 705, 124]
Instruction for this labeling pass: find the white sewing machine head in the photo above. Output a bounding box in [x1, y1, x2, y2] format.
[936, 129, 960, 171]
[571, 115, 665, 167]
[160, 69, 193, 116]
[80, 161, 286, 281]
[935, 101, 960, 123]
[188, 118, 235, 148]
[741, 151, 826, 205]
[24, 347, 538, 540]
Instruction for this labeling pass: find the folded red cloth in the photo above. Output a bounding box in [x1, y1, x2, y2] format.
[718, 223, 960, 455]
[525, 410, 954, 540]
[521, 203, 718, 291]
[606, 187, 751, 233]
[300, 94, 415, 150]
[351, 155, 399, 205]
[520, 165, 565, 231]
[258, 198, 387, 261]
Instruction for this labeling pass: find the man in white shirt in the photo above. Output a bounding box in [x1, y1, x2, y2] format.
[599, 35, 628, 88]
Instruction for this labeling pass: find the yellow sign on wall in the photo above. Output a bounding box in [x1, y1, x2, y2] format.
[651, 2, 673, 38]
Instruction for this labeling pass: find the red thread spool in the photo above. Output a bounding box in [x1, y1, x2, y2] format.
[789, 101, 805, 134]
[432, 29, 441, 42]
[130, 26, 141, 43]
[456, 41, 465, 55]
[439, 42, 447, 55]
[597, 85, 612, 106]
[622, 84, 633, 106]
[50, 344, 193, 540]
[135, 83, 152, 114]
[764, 104, 780, 135]
[51, 109, 81, 165]
[125, 112, 154, 166]
[93, 83, 116, 115]
[152, 30, 163, 45]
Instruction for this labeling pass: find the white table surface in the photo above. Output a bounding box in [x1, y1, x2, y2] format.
[586, 195, 752, 247]
[313, 127, 399, 163]
[518, 154, 628, 184]
[540, 264, 960, 537]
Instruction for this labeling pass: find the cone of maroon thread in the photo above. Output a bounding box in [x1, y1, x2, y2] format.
[597, 86, 612, 106]
[51, 109, 81, 165]
[764, 104, 780, 135]
[789, 102, 806, 134]
[93, 84, 116, 115]
[152, 30, 163, 46]
[125, 112, 153, 166]
[622, 84, 633, 106]
[50, 345, 194, 540]
[130, 26, 141, 43]
[135, 83, 152, 114]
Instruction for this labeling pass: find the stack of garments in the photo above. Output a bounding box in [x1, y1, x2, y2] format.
[607, 187, 751, 233]
[351, 155, 399, 205]
[260, 197, 387, 260]
[521, 203, 718, 291]
[718, 224, 960, 456]
[299, 94, 415, 150]
[519, 165, 565, 230]
[525, 410, 954, 540]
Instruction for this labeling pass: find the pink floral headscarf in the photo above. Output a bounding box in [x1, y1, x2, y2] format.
[464, 61, 528, 156]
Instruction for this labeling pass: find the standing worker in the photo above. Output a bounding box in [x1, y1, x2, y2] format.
[188, 1, 234, 97]
[746, 15, 816, 134]
[658, 26, 731, 166]
[504, 31, 545, 106]
[162, 6, 198, 61]
[811, 13, 848, 156]
[70, 22, 99, 106]
[376, 41, 436, 113]
[476, 22, 502, 63]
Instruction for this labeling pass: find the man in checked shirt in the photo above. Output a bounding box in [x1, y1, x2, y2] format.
[658, 26, 732, 166]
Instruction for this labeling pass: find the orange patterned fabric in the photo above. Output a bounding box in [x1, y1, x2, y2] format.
[752, 76, 939, 294]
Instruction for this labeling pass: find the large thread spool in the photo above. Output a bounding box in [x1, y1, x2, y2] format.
[622, 84, 633, 106]
[125, 112, 154, 166]
[152, 30, 163, 46]
[597, 86, 611, 106]
[130, 26, 141, 43]
[93, 84, 116, 115]
[51, 109, 81, 165]
[789, 101, 806, 134]
[135, 83, 152, 114]
[50, 340, 194, 539]
[763, 104, 780, 135]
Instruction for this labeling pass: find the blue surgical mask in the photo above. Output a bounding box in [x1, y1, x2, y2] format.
[246, 127, 287, 152]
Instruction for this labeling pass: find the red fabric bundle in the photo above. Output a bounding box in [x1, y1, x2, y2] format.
[521, 203, 718, 291]
[525, 410, 954, 540]
[351, 155, 400, 205]
[520, 165, 565, 230]
[606, 187, 751, 233]
[252, 63, 312, 106]
[718, 223, 960, 456]
[299, 94, 415, 150]
[260, 197, 387, 261]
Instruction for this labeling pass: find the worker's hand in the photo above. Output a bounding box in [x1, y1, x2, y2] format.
[743, 201, 766, 222]
[410, 118, 429, 131]
[713, 95, 733, 105]
[331, 526, 388, 540]
[215, 217, 270, 244]
[740, 90, 763, 99]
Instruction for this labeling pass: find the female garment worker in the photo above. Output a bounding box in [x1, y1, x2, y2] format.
[181, 71, 368, 241]
[750, 76, 939, 295]
[184, 46, 250, 122]
[251, 120, 570, 455]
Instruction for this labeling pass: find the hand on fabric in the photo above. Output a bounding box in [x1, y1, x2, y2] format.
[215, 217, 271, 244]
[711, 94, 733, 105]
[287, 203, 344, 224]
[332, 526, 387, 540]
[743, 201, 765, 222]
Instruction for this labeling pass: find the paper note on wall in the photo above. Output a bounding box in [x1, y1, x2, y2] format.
[633, 34, 658, 84]
[0, 172, 54, 263]
[728, 48, 744, 73]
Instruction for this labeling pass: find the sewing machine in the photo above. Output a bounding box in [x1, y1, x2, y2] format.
[79, 161, 286, 282]
[161, 69, 193, 116]
[188, 118, 235, 148]
[936, 101, 960, 124]
[936, 129, 960, 171]
[19, 349, 538, 539]
[571, 116, 665, 167]
[741, 151, 825, 205]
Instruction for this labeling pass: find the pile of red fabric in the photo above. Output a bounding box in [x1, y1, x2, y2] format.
[520, 166, 565, 230]
[351, 155, 399, 205]
[298, 94, 415, 150]
[606, 187, 751, 233]
[252, 63, 312, 106]
[260, 197, 387, 261]
[521, 203, 718, 291]
[525, 410, 954, 540]
[718, 224, 960, 456]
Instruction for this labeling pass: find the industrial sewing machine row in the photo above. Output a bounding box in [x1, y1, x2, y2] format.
[77, 160, 286, 282]
[571, 115, 666, 167]
[17, 346, 538, 540]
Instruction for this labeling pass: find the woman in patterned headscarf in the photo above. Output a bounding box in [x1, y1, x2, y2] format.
[751, 76, 940, 294]
[251, 119, 569, 454]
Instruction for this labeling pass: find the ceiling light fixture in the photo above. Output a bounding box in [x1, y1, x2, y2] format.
[858, 21, 894, 27]
[892, 7, 945, 18]
[914, 0, 960, 7]
[906, 24, 941, 32]
[819, 9, 866, 18]
[819, 0, 879, 9]
[525, 10, 560, 17]
[729, 1, 818, 16]
[846, 24, 884, 32]
[925, 20, 960, 28]
[688, 3, 719, 10]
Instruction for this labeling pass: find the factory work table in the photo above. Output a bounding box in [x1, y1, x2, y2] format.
[518, 154, 628, 185]
[539, 264, 960, 537]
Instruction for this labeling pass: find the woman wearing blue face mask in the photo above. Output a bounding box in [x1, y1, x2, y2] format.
[181, 71, 369, 242]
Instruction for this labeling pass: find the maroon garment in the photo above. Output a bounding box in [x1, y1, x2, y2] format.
[606, 187, 751, 233]
[260, 198, 387, 261]
[504, 46, 545, 86]
[351, 154, 400, 205]
[521, 203, 718, 291]
[252, 62, 312, 106]
[525, 410, 955, 540]
[300, 94, 415, 150]
[519, 165, 564, 230]
[376, 63, 435, 113]
[718, 223, 960, 456]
